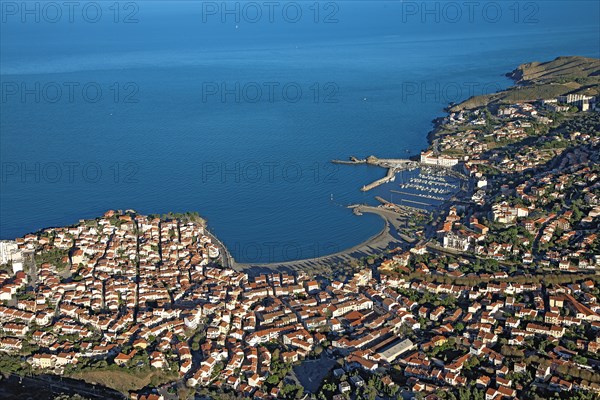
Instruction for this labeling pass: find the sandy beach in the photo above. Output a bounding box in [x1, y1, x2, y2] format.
[231, 205, 409, 275]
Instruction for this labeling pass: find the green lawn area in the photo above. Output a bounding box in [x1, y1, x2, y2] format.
[67, 367, 177, 394]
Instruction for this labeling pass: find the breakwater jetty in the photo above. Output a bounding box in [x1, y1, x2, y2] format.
[362, 167, 397, 191]
[374, 196, 428, 214]
[333, 155, 420, 192]
[331, 156, 366, 165]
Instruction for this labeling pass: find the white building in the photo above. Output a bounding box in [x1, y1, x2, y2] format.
[420, 151, 459, 168]
[0, 241, 23, 273]
[557, 94, 596, 112]
[377, 338, 415, 362]
[557, 94, 595, 104]
[442, 232, 472, 252]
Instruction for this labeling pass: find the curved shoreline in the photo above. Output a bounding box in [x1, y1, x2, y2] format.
[231, 205, 407, 274]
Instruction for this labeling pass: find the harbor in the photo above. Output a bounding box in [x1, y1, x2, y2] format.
[233, 156, 468, 274]
[333, 155, 465, 194]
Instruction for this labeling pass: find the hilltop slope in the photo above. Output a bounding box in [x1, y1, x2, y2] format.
[450, 56, 600, 111]
[509, 56, 600, 84]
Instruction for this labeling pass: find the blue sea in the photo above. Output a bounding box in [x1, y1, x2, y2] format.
[1, 1, 599, 263]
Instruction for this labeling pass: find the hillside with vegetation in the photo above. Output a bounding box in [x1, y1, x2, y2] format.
[510, 56, 600, 84]
[450, 56, 600, 111]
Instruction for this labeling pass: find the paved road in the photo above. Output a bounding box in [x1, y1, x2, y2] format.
[0, 373, 124, 400]
[205, 228, 234, 270]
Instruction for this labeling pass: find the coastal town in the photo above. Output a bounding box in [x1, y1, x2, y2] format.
[0, 57, 599, 400]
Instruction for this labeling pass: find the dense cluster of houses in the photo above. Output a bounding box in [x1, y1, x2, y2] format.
[436, 99, 599, 178]
[433, 106, 599, 277]
[0, 208, 597, 399]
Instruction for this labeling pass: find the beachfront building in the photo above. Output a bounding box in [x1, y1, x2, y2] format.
[420, 150, 459, 168]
